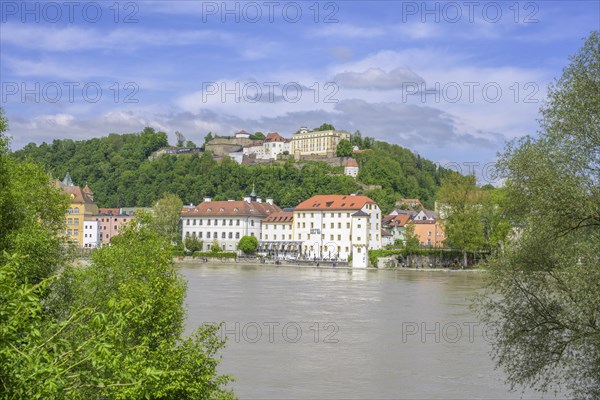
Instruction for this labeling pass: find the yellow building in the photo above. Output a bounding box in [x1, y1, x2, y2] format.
[290, 127, 350, 159]
[56, 173, 98, 247]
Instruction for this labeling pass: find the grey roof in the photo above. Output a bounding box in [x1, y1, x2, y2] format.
[352, 210, 369, 217]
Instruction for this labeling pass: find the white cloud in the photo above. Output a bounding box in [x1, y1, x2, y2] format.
[333, 68, 425, 90]
[0, 24, 230, 52]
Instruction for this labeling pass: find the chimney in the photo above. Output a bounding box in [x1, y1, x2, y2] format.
[266, 198, 273, 205]
[204, 197, 211, 202]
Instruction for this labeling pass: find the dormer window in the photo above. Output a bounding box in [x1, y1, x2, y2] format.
[207, 208, 212, 212]
[220, 208, 224, 212]
[234, 208, 238, 212]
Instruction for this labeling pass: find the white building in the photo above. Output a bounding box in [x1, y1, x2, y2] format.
[181, 192, 281, 253]
[242, 133, 291, 160]
[83, 219, 99, 248]
[292, 194, 381, 267]
[344, 158, 359, 177]
[259, 211, 300, 257]
[290, 127, 350, 158]
[235, 130, 251, 139]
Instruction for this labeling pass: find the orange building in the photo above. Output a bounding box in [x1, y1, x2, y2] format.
[412, 219, 445, 247]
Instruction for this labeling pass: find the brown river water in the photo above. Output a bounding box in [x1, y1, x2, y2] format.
[180, 263, 563, 399]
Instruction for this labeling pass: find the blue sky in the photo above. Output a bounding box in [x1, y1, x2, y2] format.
[1, 0, 598, 179]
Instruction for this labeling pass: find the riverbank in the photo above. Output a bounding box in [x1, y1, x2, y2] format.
[173, 257, 483, 272]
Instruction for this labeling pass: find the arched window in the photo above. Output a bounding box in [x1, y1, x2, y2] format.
[74, 207, 80, 213]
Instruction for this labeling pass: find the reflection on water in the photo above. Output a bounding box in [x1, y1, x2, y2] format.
[180, 264, 555, 400]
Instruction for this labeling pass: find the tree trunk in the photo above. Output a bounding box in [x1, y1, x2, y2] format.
[462, 251, 467, 269]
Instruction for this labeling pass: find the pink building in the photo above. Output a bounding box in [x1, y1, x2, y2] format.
[95, 208, 132, 245]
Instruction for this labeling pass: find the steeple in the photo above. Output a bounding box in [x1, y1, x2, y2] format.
[250, 183, 256, 198]
[62, 172, 74, 187]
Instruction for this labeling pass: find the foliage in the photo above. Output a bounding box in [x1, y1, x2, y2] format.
[184, 236, 203, 254]
[350, 130, 375, 149]
[475, 31, 600, 399]
[436, 174, 486, 267]
[203, 132, 214, 145]
[176, 131, 186, 148]
[250, 132, 265, 140]
[368, 249, 402, 266]
[0, 109, 69, 284]
[313, 123, 335, 131]
[152, 193, 184, 245]
[0, 111, 235, 398]
[192, 251, 237, 259]
[14, 129, 451, 215]
[402, 223, 420, 255]
[237, 235, 258, 254]
[336, 139, 353, 157]
[210, 239, 222, 253]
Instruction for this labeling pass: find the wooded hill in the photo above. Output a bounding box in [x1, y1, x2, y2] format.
[13, 127, 453, 214]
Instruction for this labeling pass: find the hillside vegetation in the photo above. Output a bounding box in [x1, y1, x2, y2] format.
[13, 128, 451, 213]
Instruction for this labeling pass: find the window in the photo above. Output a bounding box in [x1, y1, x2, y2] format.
[358, 224, 361, 229]
[114, 225, 117, 230]
[345, 246, 349, 252]
[357, 237, 361, 241]
[207, 232, 211, 238]
[236, 219, 240, 226]
[229, 219, 233, 226]
[192, 219, 196, 225]
[68, 229, 72, 235]
[251, 220, 254, 226]
[289, 234, 292, 240]
[347, 222, 350, 228]
[74, 207, 79, 213]
[208, 220, 211, 226]
[186, 219, 190, 226]
[428, 231, 432, 236]
[222, 232, 226, 238]
[265, 234, 269, 240]
[192, 231, 196, 237]
[74, 218, 79, 224]
[186, 232, 190, 237]
[223, 220, 226, 226]
[298, 233, 302, 240]
[199, 219, 203, 225]
[68, 218, 73, 224]
[330, 234, 334, 240]
[199, 232, 203, 238]
[338, 222, 341, 229]
[250, 232, 255, 237]
[338, 235, 341, 240]
[236, 232, 240, 239]
[214, 219, 218, 225]
[229, 232, 233, 238]
[310, 222, 314, 228]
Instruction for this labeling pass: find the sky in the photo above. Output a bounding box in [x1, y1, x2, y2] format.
[1, 0, 598, 180]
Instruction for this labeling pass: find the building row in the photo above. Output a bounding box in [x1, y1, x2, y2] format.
[56, 174, 148, 249]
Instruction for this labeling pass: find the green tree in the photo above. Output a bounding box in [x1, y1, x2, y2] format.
[237, 235, 258, 254]
[251, 132, 265, 140]
[0, 109, 69, 284]
[185, 140, 197, 148]
[476, 31, 600, 399]
[184, 236, 203, 254]
[152, 193, 183, 245]
[336, 139, 353, 157]
[314, 123, 335, 131]
[402, 222, 420, 256]
[211, 239, 222, 253]
[175, 131, 186, 148]
[204, 132, 214, 145]
[437, 174, 485, 268]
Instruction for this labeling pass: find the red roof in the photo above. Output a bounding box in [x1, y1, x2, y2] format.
[344, 158, 359, 167]
[384, 214, 410, 227]
[265, 132, 285, 142]
[262, 211, 293, 223]
[295, 195, 376, 211]
[183, 200, 281, 218]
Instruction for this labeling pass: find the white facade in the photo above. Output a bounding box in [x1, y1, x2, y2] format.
[290, 128, 350, 158]
[83, 219, 99, 248]
[292, 195, 381, 262]
[243, 144, 264, 158]
[181, 197, 280, 253]
[262, 140, 290, 159]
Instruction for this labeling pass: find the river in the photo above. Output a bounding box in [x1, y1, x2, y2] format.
[180, 263, 558, 399]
